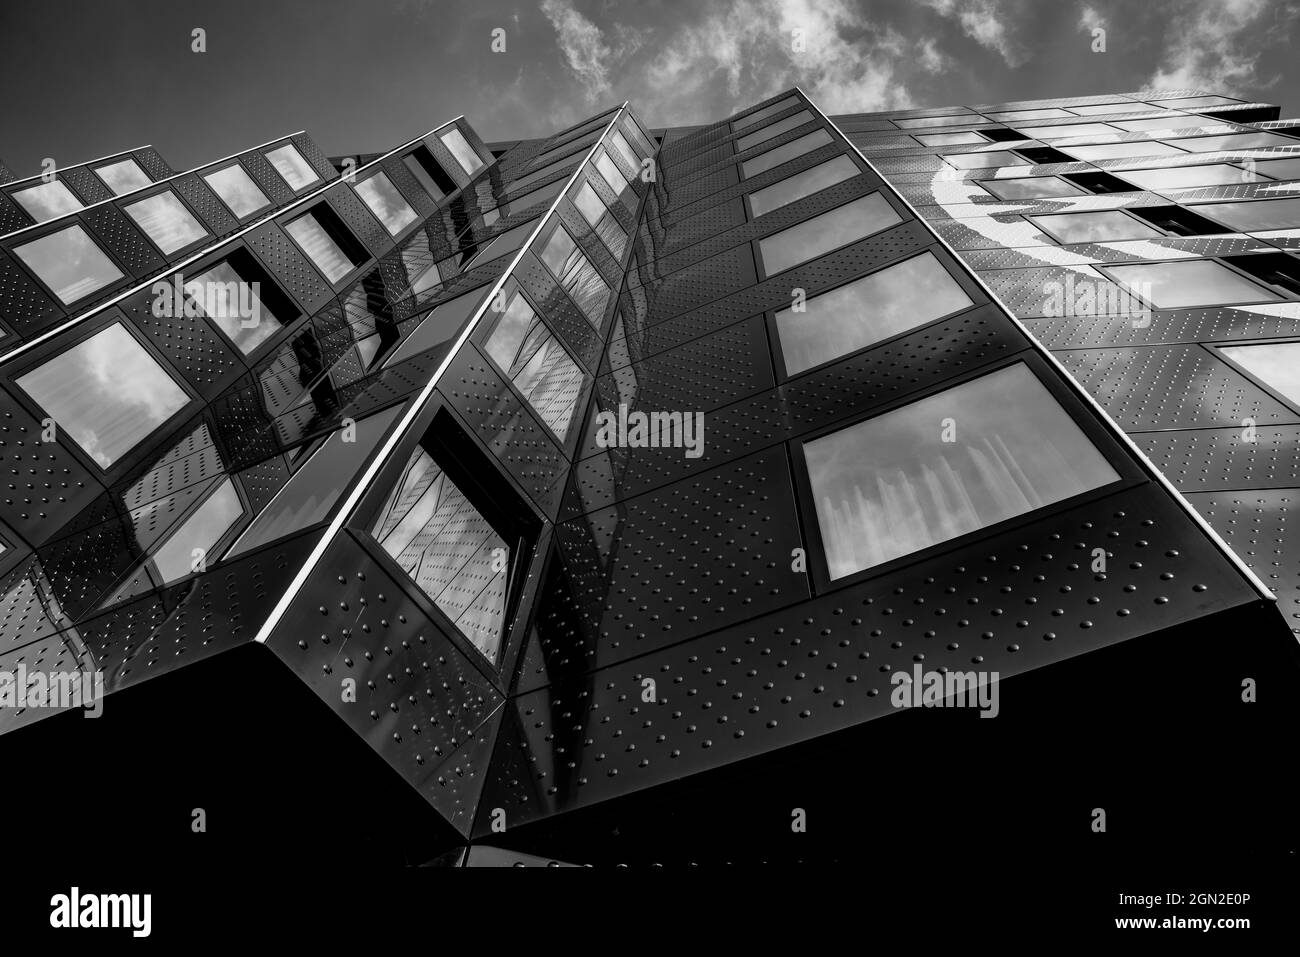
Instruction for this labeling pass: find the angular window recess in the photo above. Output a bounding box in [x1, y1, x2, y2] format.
[980, 176, 1086, 200]
[284, 205, 367, 283]
[608, 130, 641, 172]
[775, 251, 973, 375]
[384, 288, 487, 368]
[1218, 340, 1300, 407]
[735, 111, 815, 152]
[483, 289, 585, 440]
[1221, 252, 1300, 297]
[13, 224, 124, 304]
[93, 157, 152, 195]
[354, 171, 418, 236]
[461, 218, 536, 269]
[493, 177, 567, 220]
[594, 150, 637, 209]
[915, 131, 987, 146]
[1061, 170, 1138, 194]
[803, 362, 1119, 579]
[538, 220, 610, 327]
[124, 189, 208, 254]
[1030, 210, 1164, 244]
[405, 145, 455, 200]
[1013, 123, 1117, 140]
[150, 478, 243, 583]
[369, 412, 539, 664]
[1064, 142, 1186, 161]
[1120, 164, 1265, 190]
[945, 150, 1031, 169]
[1012, 146, 1074, 165]
[12, 180, 83, 223]
[733, 96, 802, 132]
[203, 163, 271, 218]
[756, 192, 902, 275]
[265, 143, 321, 191]
[185, 249, 294, 354]
[1128, 205, 1229, 237]
[1192, 197, 1300, 232]
[986, 108, 1074, 122]
[400, 231, 442, 297]
[439, 128, 485, 176]
[16, 321, 189, 469]
[505, 154, 581, 194]
[572, 181, 627, 259]
[741, 129, 835, 180]
[1104, 259, 1281, 309]
[1167, 132, 1299, 153]
[747, 155, 859, 218]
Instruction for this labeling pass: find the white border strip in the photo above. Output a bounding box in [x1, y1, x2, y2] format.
[800, 87, 1278, 602]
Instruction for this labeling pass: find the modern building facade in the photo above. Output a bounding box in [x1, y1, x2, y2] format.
[1, 89, 1296, 868]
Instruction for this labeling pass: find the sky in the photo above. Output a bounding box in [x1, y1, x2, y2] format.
[1, 0, 1298, 177]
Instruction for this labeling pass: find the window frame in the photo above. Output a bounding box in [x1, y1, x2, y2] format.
[751, 189, 908, 281]
[90, 156, 153, 196]
[1027, 208, 1168, 245]
[1209, 337, 1300, 417]
[202, 159, 273, 222]
[741, 153, 862, 221]
[181, 244, 302, 359]
[1094, 256, 1288, 310]
[353, 169, 420, 239]
[10, 220, 131, 308]
[121, 185, 213, 259]
[263, 142, 322, 195]
[281, 201, 370, 288]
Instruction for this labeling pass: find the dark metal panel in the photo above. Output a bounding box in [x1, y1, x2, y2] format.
[1022, 304, 1300, 350]
[326, 186, 392, 258]
[1135, 425, 1300, 491]
[510, 250, 603, 373]
[0, 191, 33, 235]
[0, 248, 64, 338]
[119, 288, 246, 398]
[241, 149, 297, 206]
[58, 166, 114, 206]
[171, 173, 241, 238]
[245, 222, 335, 316]
[80, 202, 165, 275]
[131, 147, 176, 181]
[290, 133, 340, 184]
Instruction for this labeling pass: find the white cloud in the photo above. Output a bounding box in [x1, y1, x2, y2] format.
[921, 0, 1026, 68]
[1145, 0, 1277, 94]
[539, 0, 646, 101]
[1077, 4, 1106, 33]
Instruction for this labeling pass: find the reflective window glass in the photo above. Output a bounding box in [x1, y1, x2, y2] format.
[892, 114, 977, 129]
[945, 150, 1031, 169]
[151, 478, 243, 582]
[440, 128, 485, 175]
[185, 260, 283, 354]
[735, 111, 814, 152]
[16, 322, 189, 469]
[12, 180, 83, 222]
[776, 251, 973, 375]
[1219, 342, 1300, 407]
[203, 164, 271, 218]
[1192, 197, 1300, 232]
[265, 143, 320, 191]
[1065, 142, 1186, 160]
[804, 362, 1118, 578]
[94, 158, 151, 195]
[757, 192, 902, 275]
[401, 233, 442, 296]
[463, 219, 536, 268]
[1066, 103, 1147, 116]
[733, 96, 801, 131]
[385, 289, 486, 367]
[980, 176, 1086, 200]
[124, 190, 208, 254]
[1120, 164, 1265, 190]
[595, 150, 635, 208]
[14, 224, 123, 304]
[1253, 158, 1300, 181]
[1110, 116, 1199, 132]
[505, 154, 580, 194]
[355, 171, 418, 236]
[572, 181, 626, 258]
[538, 222, 609, 326]
[915, 131, 987, 146]
[747, 155, 859, 217]
[1014, 123, 1116, 139]
[1168, 132, 1299, 153]
[986, 108, 1074, 121]
[741, 129, 834, 179]
[1106, 259, 1279, 308]
[609, 130, 640, 171]
[484, 291, 584, 439]
[1030, 210, 1164, 244]
[284, 211, 357, 282]
[1150, 95, 1242, 109]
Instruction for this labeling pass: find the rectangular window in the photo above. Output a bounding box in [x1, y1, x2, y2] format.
[608, 130, 641, 171]
[1218, 341, 1300, 407]
[124, 190, 208, 254]
[1253, 158, 1300, 181]
[747, 155, 859, 218]
[483, 290, 585, 440]
[775, 251, 973, 375]
[1066, 102, 1147, 116]
[1120, 164, 1264, 190]
[1012, 123, 1117, 139]
[150, 478, 243, 583]
[1064, 142, 1186, 160]
[93, 158, 152, 195]
[756, 192, 902, 276]
[14, 224, 124, 304]
[204, 163, 271, 218]
[1193, 197, 1300, 232]
[944, 150, 1031, 169]
[505, 153, 581, 194]
[741, 129, 834, 179]
[1110, 116, 1197, 132]
[462, 218, 536, 269]
[915, 131, 987, 146]
[284, 206, 366, 283]
[1151, 95, 1242, 109]
[572, 181, 628, 259]
[594, 150, 637, 209]
[1029, 210, 1164, 244]
[495, 177, 568, 219]
[401, 232, 442, 297]
[440, 128, 484, 176]
[981, 176, 1086, 200]
[265, 143, 321, 191]
[732, 96, 802, 132]
[986, 108, 1074, 121]
[184, 252, 289, 354]
[892, 114, 978, 129]
[404, 146, 455, 200]
[1104, 260, 1280, 308]
[734, 111, 814, 153]
[538, 221, 610, 326]
[1167, 132, 1299, 153]
[354, 171, 418, 236]
[16, 322, 189, 469]
[384, 288, 487, 367]
[12, 181, 83, 222]
[803, 362, 1119, 579]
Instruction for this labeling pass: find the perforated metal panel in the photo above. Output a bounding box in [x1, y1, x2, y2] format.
[0, 250, 63, 338]
[119, 291, 245, 397]
[59, 166, 114, 206]
[327, 187, 392, 258]
[241, 149, 297, 206]
[245, 224, 335, 314]
[80, 203, 164, 275]
[131, 147, 176, 181]
[171, 174, 241, 237]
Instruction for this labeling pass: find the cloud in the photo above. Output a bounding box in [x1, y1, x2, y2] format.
[1145, 0, 1277, 94]
[921, 0, 1027, 68]
[1077, 4, 1106, 33]
[539, 0, 646, 101]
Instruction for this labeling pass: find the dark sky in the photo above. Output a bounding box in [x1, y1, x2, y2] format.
[2, 0, 1297, 177]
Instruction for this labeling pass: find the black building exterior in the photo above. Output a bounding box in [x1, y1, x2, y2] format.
[2, 89, 1297, 870]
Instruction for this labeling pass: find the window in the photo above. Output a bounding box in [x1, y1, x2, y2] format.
[505, 153, 581, 194]
[775, 251, 973, 375]
[461, 218, 536, 269]
[284, 207, 366, 283]
[1120, 164, 1264, 190]
[892, 114, 977, 129]
[1193, 198, 1300, 232]
[203, 163, 271, 218]
[94, 158, 151, 195]
[404, 146, 455, 200]
[13, 224, 124, 304]
[608, 130, 641, 171]
[945, 150, 1031, 170]
[1167, 132, 1299, 153]
[747, 155, 859, 218]
[150, 478, 243, 583]
[803, 362, 1118, 579]
[915, 131, 987, 146]
[734, 111, 814, 152]
[1110, 116, 1197, 132]
[1104, 260, 1280, 308]
[1065, 142, 1186, 161]
[1254, 158, 1300, 181]
[124, 190, 208, 254]
[572, 181, 628, 258]
[1013, 123, 1117, 139]
[1150, 95, 1241, 109]
[1218, 341, 1300, 407]
[265, 143, 320, 191]
[733, 96, 801, 132]
[1030, 210, 1164, 244]
[384, 288, 487, 367]
[986, 108, 1074, 121]
[16, 322, 189, 469]
[12, 180, 83, 222]
[756, 193, 902, 275]
[184, 253, 288, 354]
[401, 232, 442, 296]
[981, 176, 1086, 200]
[439, 128, 484, 176]
[595, 150, 637, 209]
[741, 129, 834, 179]
[538, 221, 610, 326]
[483, 290, 585, 439]
[1066, 102, 1147, 116]
[355, 171, 418, 236]
[494, 177, 567, 219]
